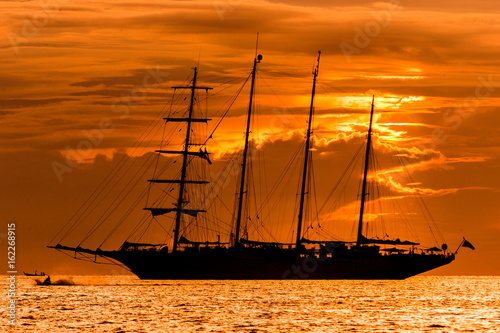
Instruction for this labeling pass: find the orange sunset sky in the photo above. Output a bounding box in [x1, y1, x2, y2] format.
[1, 0, 500, 276]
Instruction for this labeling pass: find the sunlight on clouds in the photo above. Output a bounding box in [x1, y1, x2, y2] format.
[374, 172, 460, 196]
[376, 95, 425, 110]
[359, 75, 425, 80]
[310, 93, 425, 113]
[319, 195, 415, 227]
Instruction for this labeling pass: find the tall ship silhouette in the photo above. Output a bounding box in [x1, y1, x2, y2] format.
[49, 50, 471, 279]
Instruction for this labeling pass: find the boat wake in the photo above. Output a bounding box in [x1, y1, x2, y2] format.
[35, 278, 75, 286]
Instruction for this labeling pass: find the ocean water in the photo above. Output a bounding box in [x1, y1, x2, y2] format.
[2, 276, 499, 332]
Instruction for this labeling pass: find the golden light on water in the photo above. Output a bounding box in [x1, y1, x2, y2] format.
[8, 276, 500, 331]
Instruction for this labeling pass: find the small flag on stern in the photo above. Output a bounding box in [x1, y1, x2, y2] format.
[462, 238, 475, 250]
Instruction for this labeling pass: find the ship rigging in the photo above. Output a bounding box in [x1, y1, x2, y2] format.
[48, 50, 464, 279]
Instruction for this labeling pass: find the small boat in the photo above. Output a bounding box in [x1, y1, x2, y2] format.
[42, 276, 51, 285]
[35, 276, 52, 286]
[23, 270, 46, 276]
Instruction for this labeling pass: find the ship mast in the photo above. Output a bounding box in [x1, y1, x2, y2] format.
[144, 67, 212, 252]
[356, 95, 375, 245]
[296, 50, 321, 248]
[234, 53, 262, 247]
[172, 68, 198, 252]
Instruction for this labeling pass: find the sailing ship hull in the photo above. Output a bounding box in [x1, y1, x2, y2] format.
[105, 250, 454, 280]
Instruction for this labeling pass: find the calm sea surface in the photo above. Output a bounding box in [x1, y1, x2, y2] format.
[2, 276, 499, 332]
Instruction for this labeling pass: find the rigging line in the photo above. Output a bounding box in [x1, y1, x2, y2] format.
[251, 141, 304, 222]
[151, 181, 178, 203]
[396, 194, 420, 242]
[393, 166, 421, 242]
[392, 197, 408, 238]
[136, 220, 154, 243]
[257, 173, 302, 241]
[309, 150, 320, 232]
[51, 129, 157, 244]
[183, 222, 231, 237]
[147, 148, 200, 211]
[314, 143, 365, 221]
[251, 146, 304, 242]
[53, 249, 131, 270]
[180, 211, 233, 236]
[312, 159, 323, 235]
[249, 146, 260, 234]
[246, 157, 277, 243]
[260, 144, 272, 238]
[261, 187, 288, 241]
[208, 77, 249, 121]
[420, 192, 444, 243]
[152, 156, 215, 237]
[376, 152, 418, 241]
[78, 153, 156, 246]
[317, 81, 368, 97]
[148, 185, 176, 209]
[73, 123, 173, 229]
[169, 86, 176, 114]
[125, 212, 153, 242]
[204, 74, 251, 145]
[197, 75, 245, 90]
[203, 159, 238, 216]
[209, 204, 221, 239]
[316, 84, 378, 121]
[304, 149, 320, 235]
[189, 212, 232, 233]
[82, 181, 147, 247]
[295, 154, 311, 238]
[213, 186, 236, 219]
[368, 145, 378, 239]
[188, 75, 241, 111]
[292, 148, 305, 237]
[161, 226, 173, 244]
[258, 213, 280, 242]
[258, 135, 271, 239]
[51, 146, 150, 244]
[133, 214, 175, 242]
[326, 149, 363, 239]
[58, 151, 157, 243]
[251, 96, 270, 229]
[54, 90, 178, 244]
[99, 184, 151, 247]
[398, 155, 444, 244]
[289, 179, 302, 242]
[148, 217, 170, 240]
[147, 143, 165, 207]
[372, 151, 387, 238]
[191, 78, 247, 117]
[55, 70, 196, 245]
[256, 72, 300, 118]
